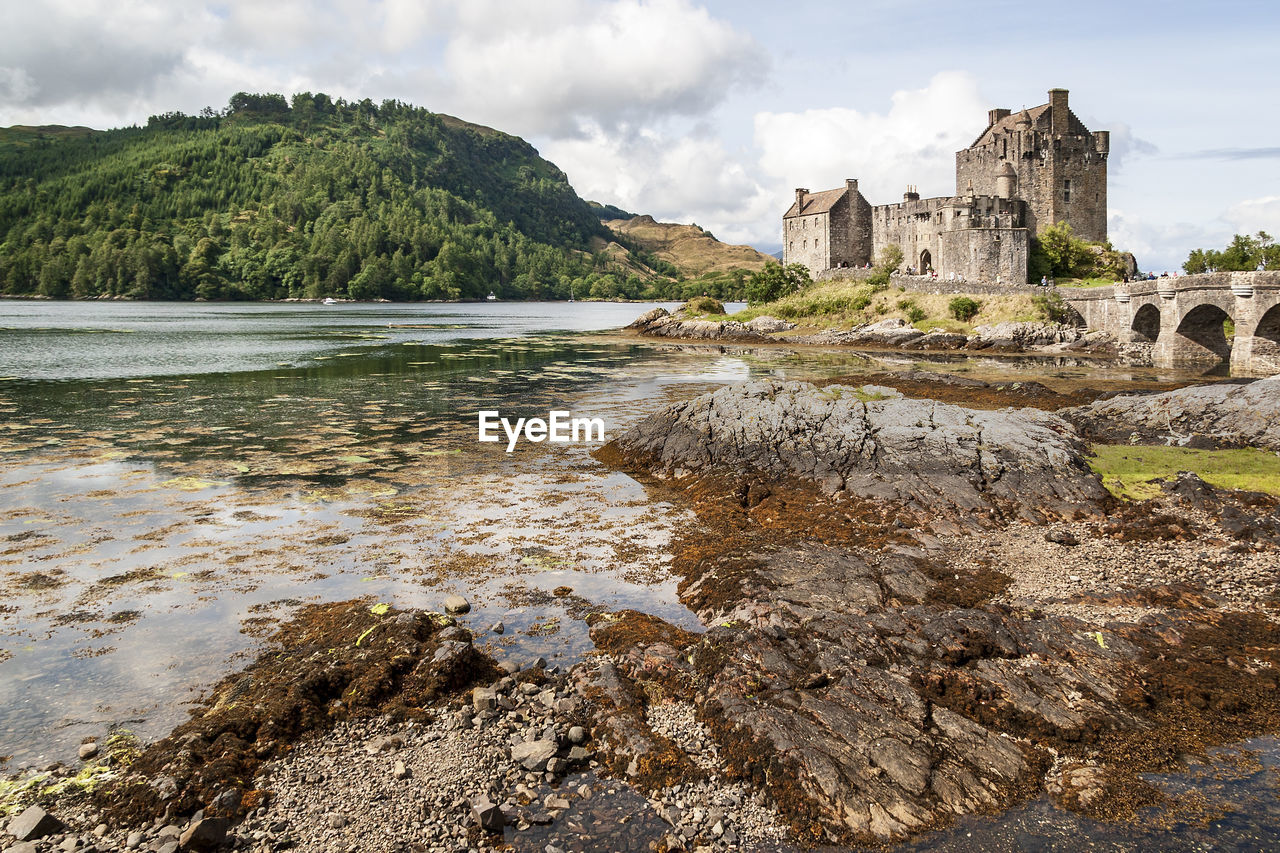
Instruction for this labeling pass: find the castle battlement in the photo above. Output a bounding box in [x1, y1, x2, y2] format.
[783, 88, 1107, 284]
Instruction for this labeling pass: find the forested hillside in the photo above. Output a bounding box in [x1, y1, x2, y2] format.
[0, 93, 620, 300]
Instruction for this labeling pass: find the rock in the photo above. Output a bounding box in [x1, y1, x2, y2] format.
[4, 843, 38, 853]
[567, 725, 587, 745]
[1045, 529, 1080, 546]
[326, 815, 347, 830]
[511, 739, 558, 772]
[443, 595, 471, 615]
[472, 687, 497, 713]
[607, 379, 1109, 526]
[365, 734, 404, 754]
[1061, 376, 1280, 450]
[78, 740, 99, 760]
[125, 831, 145, 849]
[743, 315, 795, 334]
[177, 817, 227, 850]
[7, 805, 64, 841]
[625, 307, 669, 329]
[490, 621, 505, 635]
[158, 843, 179, 853]
[392, 759, 409, 779]
[470, 797, 505, 834]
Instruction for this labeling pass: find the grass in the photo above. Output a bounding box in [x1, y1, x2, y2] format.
[1057, 277, 1122, 288]
[728, 280, 1050, 332]
[1088, 445, 1280, 500]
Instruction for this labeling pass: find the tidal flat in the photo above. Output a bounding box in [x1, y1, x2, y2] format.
[2, 300, 1279, 852]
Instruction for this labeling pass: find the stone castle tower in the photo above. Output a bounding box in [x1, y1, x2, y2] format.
[957, 88, 1109, 242]
[782, 88, 1109, 282]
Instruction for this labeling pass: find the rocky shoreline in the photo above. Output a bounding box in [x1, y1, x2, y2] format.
[626, 305, 1117, 358]
[5, 375, 1280, 852]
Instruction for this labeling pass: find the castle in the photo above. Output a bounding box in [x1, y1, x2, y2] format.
[782, 88, 1109, 284]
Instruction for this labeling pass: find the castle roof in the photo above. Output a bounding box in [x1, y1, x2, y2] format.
[969, 101, 1090, 148]
[783, 186, 846, 218]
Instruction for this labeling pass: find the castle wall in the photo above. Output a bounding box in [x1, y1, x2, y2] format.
[939, 227, 1029, 285]
[782, 208, 833, 273]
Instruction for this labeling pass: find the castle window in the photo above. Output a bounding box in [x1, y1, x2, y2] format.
[1063, 179, 1071, 203]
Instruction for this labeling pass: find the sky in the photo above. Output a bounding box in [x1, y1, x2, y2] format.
[1, 0, 1277, 271]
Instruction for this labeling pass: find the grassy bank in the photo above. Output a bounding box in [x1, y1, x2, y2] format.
[1089, 445, 1280, 500]
[724, 279, 1058, 333]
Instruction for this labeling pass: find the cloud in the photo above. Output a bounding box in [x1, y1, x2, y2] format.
[1222, 196, 1280, 236]
[753, 71, 990, 205]
[1108, 210, 1222, 273]
[1183, 147, 1280, 161]
[442, 0, 766, 136]
[543, 123, 777, 245]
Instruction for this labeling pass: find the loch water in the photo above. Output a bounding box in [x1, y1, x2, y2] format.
[0, 299, 1274, 850]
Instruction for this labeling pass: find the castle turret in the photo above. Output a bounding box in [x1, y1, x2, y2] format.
[1093, 130, 1110, 157]
[995, 161, 1017, 199]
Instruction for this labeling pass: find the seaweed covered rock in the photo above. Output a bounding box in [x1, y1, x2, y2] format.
[99, 601, 498, 824]
[607, 379, 1109, 526]
[1061, 375, 1280, 449]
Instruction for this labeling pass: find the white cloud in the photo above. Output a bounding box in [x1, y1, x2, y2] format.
[1108, 210, 1218, 273]
[753, 71, 989, 205]
[1222, 196, 1280, 237]
[544, 122, 776, 244]
[442, 0, 765, 137]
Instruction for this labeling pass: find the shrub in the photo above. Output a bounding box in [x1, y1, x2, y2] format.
[948, 296, 981, 322]
[745, 261, 811, 304]
[1032, 292, 1077, 325]
[682, 295, 725, 316]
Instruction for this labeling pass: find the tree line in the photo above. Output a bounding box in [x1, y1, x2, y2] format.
[0, 92, 696, 301]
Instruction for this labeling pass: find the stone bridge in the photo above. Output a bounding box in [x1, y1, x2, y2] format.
[1062, 271, 1280, 375]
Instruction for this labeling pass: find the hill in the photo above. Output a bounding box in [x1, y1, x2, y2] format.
[0, 93, 616, 300]
[604, 215, 773, 278]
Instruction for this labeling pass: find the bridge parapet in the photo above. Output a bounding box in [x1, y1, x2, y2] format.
[1061, 271, 1280, 375]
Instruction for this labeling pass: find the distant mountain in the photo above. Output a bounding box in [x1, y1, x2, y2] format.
[0, 93, 620, 300]
[603, 215, 773, 278]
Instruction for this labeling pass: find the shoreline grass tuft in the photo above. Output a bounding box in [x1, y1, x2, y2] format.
[1088, 445, 1280, 500]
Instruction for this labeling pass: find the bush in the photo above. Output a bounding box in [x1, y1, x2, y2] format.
[1032, 292, 1076, 325]
[866, 268, 891, 291]
[745, 261, 811, 304]
[948, 296, 982, 322]
[682, 295, 725, 316]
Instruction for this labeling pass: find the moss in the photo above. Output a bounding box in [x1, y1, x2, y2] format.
[1088, 445, 1280, 500]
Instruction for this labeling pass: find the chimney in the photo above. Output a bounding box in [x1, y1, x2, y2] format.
[794, 187, 808, 214]
[988, 108, 1011, 126]
[1049, 88, 1069, 134]
[903, 185, 920, 202]
[845, 178, 859, 194]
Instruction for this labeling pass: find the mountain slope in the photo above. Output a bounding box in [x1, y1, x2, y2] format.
[0, 94, 609, 300]
[604, 215, 773, 277]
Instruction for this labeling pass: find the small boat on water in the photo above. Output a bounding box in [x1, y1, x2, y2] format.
[486, 292, 498, 301]
[323, 297, 337, 305]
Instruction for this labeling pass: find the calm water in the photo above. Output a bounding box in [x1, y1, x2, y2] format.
[0, 299, 1272, 850]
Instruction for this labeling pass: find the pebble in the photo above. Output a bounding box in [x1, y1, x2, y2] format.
[77, 741, 99, 761]
[443, 594, 471, 615]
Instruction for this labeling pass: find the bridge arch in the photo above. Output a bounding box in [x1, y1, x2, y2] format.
[1251, 303, 1280, 373]
[1173, 303, 1233, 364]
[1131, 303, 1160, 342]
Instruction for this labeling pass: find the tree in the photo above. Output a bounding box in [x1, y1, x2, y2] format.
[745, 262, 811, 304]
[877, 244, 904, 272]
[1033, 221, 1093, 279]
